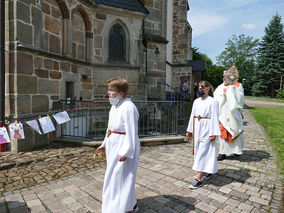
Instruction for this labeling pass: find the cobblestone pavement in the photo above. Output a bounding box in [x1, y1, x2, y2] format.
[0, 109, 283, 213]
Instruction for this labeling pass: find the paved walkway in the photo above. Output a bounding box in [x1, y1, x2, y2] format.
[0, 108, 283, 212]
[244, 97, 284, 107]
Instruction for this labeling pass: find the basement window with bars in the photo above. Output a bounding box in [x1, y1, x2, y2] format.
[108, 24, 126, 62]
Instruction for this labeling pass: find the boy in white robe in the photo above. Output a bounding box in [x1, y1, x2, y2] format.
[214, 65, 244, 161]
[97, 77, 140, 213]
[186, 81, 220, 189]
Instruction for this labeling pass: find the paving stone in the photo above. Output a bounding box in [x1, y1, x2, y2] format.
[218, 186, 232, 194]
[67, 201, 83, 211]
[9, 205, 30, 213]
[61, 196, 77, 205]
[158, 206, 178, 213]
[249, 196, 269, 205]
[195, 201, 217, 213]
[0, 109, 282, 212]
[26, 199, 42, 207]
[154, 196, 170, 204]
[238, 202, 254, 212]
[45, 201, 69, 213]
[208, 192, 228, 203]
[84, 200, 101, 212]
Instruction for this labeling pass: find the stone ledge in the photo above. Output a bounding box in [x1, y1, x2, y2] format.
[53, 135, 186, 147]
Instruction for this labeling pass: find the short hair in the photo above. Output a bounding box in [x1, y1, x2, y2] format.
[199, 81, 214, 97]
[106, 77, 129, 97]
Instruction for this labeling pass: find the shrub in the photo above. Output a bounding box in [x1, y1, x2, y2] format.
[276, 88, 284, 99]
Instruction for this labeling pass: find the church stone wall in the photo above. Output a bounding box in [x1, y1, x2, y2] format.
[4, 0, 193, 151]
[4, 0, 146, 151]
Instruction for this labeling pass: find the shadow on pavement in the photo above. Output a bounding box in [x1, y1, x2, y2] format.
[0, 201, 30, 213]
[207, 168, 251, 188]
[225, 150, 270, 162]
[138, 195, 196, 212]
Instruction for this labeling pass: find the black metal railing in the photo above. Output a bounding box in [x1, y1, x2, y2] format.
[59, 99, 187, 140]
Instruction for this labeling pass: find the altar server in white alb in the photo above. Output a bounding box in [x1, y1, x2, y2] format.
[186, 81, 220, 189]
[97, 77, 140, 213]
[214, 65, 244, 161]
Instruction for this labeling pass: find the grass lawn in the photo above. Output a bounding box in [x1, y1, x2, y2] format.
[246, 96, 284, 103]
[249, 106, 284, 175]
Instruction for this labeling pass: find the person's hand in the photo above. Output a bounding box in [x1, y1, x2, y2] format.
[209, 136, 216, 142]
[96, 146, 105, 152]
[186, 132, 192, 137]
[118, 155, 127, 162]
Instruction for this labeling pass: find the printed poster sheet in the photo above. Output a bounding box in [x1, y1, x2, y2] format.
[39, 116, 55, 134]
[53, 111, 71, 124]
[26, 119, 42, 135]
[0, 127, 10, 144]
[9, 123, 25, 140]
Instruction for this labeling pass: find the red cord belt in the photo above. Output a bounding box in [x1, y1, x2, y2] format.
[107, 130, 126, 137]
[192, 116, 209, 155]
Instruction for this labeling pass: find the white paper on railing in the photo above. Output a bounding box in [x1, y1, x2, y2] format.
[26, 119, 42, 135]
[39, 116, 55, 134]
[0, 127, 11, 143]
[9, 123, 25, 140]
[53, 111, 70, 124]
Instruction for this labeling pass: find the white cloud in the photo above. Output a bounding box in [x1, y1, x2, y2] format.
[187, 12, 227, 38]
[241, 23, 257, 30]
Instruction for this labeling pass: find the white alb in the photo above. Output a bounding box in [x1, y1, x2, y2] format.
[101, 98, 140, 213]
[187, 96, 220, 174]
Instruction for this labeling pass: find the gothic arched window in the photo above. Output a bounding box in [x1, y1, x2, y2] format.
[109, 24, 126, 61]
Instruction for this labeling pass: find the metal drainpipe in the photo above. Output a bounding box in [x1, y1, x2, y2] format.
[0, 0, 6, 152]
[142, 17, 147, 78]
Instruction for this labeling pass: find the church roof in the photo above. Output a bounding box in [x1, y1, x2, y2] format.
[93, 0, 149, 14]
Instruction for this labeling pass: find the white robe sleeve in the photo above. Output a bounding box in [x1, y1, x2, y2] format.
[213, 84, 226, 112]
[101, 131, 108, 147]
[226, 84, 244, 138]
[101, 107, 113, 147]
[235, 83, 244, 108]
[118, 104, 139, 159]
[209, 100, 220, 137]
[186, 100, 196, 133]
[227, 85, 244, 111]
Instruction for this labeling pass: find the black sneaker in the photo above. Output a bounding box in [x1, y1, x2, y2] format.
[126, 203, 138, 212]
[202, 174, 212, 181]
[217, 154, 226, 161]
[189, 179, 203, 189]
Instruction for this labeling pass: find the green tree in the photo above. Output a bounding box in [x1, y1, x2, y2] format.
[192, 48, 224, 88]
[204, 64, 225, 89]
[252, 14, 284, 97]
[216, 34, 259, 95]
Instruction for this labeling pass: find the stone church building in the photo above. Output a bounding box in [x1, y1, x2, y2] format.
[4, 0, 193, 152]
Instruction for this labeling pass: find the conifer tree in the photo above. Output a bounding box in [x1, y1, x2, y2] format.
[252, 14, 284, 97]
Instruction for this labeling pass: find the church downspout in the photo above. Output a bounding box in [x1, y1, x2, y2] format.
[0, 0, 6, 151]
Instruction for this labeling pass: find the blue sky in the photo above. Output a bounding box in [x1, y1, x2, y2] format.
[187, 0, 284, 64]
